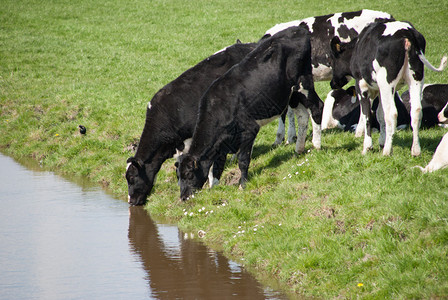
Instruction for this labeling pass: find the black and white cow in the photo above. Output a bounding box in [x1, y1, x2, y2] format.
[177, 26, 323, 201]
[261, 9, 394, 145]
[330, 20, 447, 156]
[321, 86, 359, 131]
[322, 86, 410, 131]
[126, 41, 257, 206]
[401, 84, 448, 128]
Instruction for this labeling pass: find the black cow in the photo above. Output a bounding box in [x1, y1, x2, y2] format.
[330, 20, 447, 156]
[177, 26, 323, 201]
[401, 84, 448, 128]
[126, 42, 257, 206]
[322, 86, 410, 132]
[261, 9, 394, 145]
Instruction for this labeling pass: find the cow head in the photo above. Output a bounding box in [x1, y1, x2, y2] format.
[126, 157, 153, 206]
[329, 36, 356, 89]
[176, 154, 208, 201]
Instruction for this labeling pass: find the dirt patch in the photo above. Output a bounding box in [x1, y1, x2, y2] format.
[123, 139, 139, 153]
[222, 168, 241, 186]
[366, 219, 375, 230]
[334, 220, 346, 234]
[313, 205, 336, 219]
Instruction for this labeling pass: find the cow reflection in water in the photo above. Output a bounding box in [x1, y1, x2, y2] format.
[128, 207, 281, 299]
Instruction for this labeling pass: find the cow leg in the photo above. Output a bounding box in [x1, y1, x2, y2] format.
[378, 86, 397, 156]
[274, 108, 297, 146]
[376, 96, 386, 148]
[357, 81, 373, 154]
[209, 154, 227, 188]
[355, 111, 366, 137]
[286, 107, 297, 144]
[290, 78, 323, 152]
[310, 115, 321, 150]
[408, 80, 423, 156]
[292, 103, 309, 154]
[273, 112, 286, 146]
[237, 130, 258, 189]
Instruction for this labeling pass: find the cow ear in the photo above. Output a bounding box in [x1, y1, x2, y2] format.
[236, 39, 242, 44]
[127, 157, 144, 169]
[330, 36, 343, 55]
[347, 86, 356, 97]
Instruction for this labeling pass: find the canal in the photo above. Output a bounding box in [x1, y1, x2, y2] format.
[0, 154, 287, 299]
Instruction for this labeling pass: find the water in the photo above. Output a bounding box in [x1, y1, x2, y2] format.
[0, 154, 286, 299]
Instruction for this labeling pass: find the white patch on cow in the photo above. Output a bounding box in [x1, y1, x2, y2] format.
[126, 162, 131, 171]
[147, 102, 152, 110]
[301, 17, 315, 34]
[297, 83, 310, 98]
[174, 138, 193, 159]
[213, 46, 228, 55]
[382, 22, 412, 37]
[439, 102, 448, 123]
[256, 115, 281, 127]
[264, 17, 315, 37]
[415, 132, 448, 173]
[322, 90, 339, 130]
[208, 165, 219, 188]
[331, 10, 393, 42]
[310, 111, 322, 150]
[264, 20, 303, 37]
[183, 138, 193, 153]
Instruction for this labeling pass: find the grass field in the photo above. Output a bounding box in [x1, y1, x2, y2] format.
[1, 0, 448, 298]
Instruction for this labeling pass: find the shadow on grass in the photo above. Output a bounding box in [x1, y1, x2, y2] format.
[252, 143, 274, 159]
[393, 134, 440, 153]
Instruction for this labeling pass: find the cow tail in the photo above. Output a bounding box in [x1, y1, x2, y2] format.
[405, 29, 447, 73]
[418, 52, 448, 72]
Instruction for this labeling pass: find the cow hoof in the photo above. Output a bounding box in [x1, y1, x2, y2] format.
[411, 147, 421, 157]
[286, 136, 297, 145]
[382, 149, 392, 156]
[361, 147, 372, 155]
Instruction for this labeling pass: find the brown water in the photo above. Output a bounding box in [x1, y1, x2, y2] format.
[0, 154, 287, 299]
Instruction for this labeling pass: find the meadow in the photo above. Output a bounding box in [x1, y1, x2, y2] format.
[1, 0, 448, 298]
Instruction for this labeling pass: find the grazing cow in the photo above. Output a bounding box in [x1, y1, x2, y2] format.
[401, 84, 448, 127]
[330, 20, 447, 156]
[322, 86, 410, 132]
[177, 26, 323, 201]
[126, 41, 257, 206]
[261, 9, 394, 145]
[416, 132, 448, 173]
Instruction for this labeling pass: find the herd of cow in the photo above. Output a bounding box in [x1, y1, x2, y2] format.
[125, 9, 448, 206]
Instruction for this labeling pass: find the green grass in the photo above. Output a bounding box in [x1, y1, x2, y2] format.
[1, 0, 448, 298]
